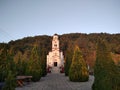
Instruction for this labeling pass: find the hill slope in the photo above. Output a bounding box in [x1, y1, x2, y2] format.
[0, 33, 120, 69]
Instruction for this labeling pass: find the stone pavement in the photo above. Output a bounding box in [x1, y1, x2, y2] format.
[16, 73, 94, 90]
[51, 67, 60, 73]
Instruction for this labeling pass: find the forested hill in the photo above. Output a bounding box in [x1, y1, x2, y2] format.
[0, 33, 120, 68]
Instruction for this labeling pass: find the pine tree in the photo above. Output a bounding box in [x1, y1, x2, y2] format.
[92, 39, 120, 90]
[69, 45, 89, 82]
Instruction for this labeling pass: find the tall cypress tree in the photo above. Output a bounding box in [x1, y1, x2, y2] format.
[93, 39, 120, 90]
[0, 46, 8, 82]
[26, 45, 42, 82]
[40, 48, 47, 76]
[65, 48, 73, 76]
[0, 45, 16, 90]
[2, 71, 16, 90]
[69, 45, 89, 82]
[0, 45, 16, 82]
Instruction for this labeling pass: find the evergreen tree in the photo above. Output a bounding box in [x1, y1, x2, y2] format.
[2, 71, 16, 90]
[14, 51, 28, 76]
[26, 46, 42, 82]
[118, 61, 120, 70]
[65, 48, 73, 76]
[0, 45, 16, 82]
[93, 39, 120, 90]
[6, 53, 17, 76]
[69, 45, 89, 82]
[0, 47, 7, 82]
[0, 45, 16, 90]
[16, 57, 27, 75]
[40, 48, 47, 76]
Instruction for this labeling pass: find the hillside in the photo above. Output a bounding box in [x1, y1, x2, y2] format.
[0, 33, 120, 69]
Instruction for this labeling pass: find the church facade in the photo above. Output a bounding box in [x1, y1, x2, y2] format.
[47, 34, 64, 69]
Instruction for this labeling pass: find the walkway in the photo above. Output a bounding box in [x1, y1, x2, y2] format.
[16, 73, 94, 90]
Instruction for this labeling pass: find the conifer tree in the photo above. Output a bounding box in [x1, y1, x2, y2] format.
[14, 51, 28, 76]
[0, 45, 16, 90]
[0, 47, 7, 82]
[40, 48, 47, 76]
[65, 48, 73, 76]
[93, 39, 120, 90]
[2, 71, 16, 90]
[26, 46, 42, 82]
[0, 45, 15, 82]
[69, 46, 89, 82]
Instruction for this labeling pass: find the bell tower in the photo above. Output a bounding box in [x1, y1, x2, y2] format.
[47, 34, 64, 73]
[52, 34, 59, 51]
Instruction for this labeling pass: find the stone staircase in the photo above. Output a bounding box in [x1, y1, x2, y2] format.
[51, 67, 60, 73]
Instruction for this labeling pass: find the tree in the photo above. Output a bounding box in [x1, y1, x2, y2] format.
[14, 51, 23, 75]
[118, 61, 120, 70]
[69, 45, 89, 82]
[0, 46, 8, 82]
[92, 39, 120, 90]
[2, 71, 16, 90]
[0, 45, 16, 90]
[40, 48, 47, 76]
[64, 48, 73, 76]
[26, 45, 42, 82]
[0, 45, 16, 82]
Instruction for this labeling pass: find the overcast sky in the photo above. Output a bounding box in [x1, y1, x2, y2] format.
[0, 0, 120, 43]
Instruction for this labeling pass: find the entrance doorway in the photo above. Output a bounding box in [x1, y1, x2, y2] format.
[54, 62, 57, 67]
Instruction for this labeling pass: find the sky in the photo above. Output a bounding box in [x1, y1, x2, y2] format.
[0, 0, 120, 43]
